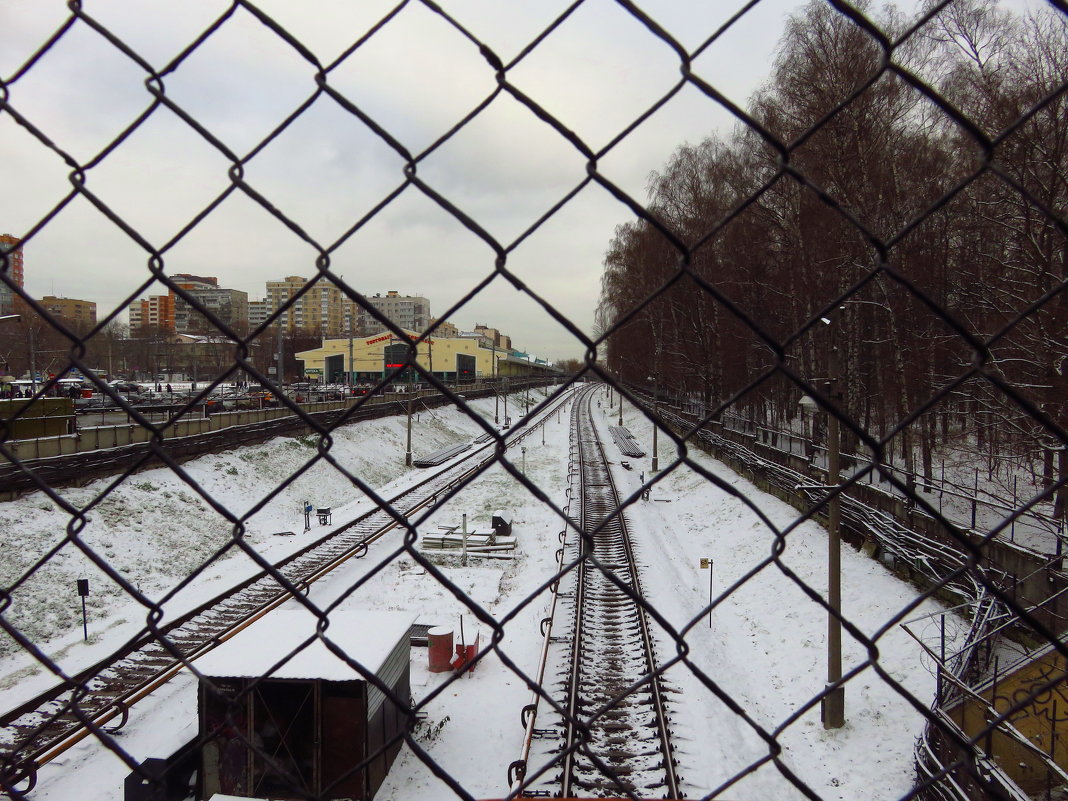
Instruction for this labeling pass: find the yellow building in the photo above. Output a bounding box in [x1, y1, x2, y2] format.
[295, 330, 502, 383]
[41, 295, 97, 329]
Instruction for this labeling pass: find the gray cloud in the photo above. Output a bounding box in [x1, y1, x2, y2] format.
[2, 0, 816, 360]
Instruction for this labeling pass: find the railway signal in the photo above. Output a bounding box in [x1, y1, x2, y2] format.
[699, 558, 713, 628]
[76, 579, 89, 641]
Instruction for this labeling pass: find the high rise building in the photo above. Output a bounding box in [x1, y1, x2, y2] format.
[171, 274, 218, 290]
[128, 294, 175, 335]
[129, 276, 251, 336]
[173, 287, 249, 334]
[266, 276, 345, 336]
[0, 234, 25, 317]
[41, 296, 97, 329]
[247, 299, 270, 331]
[357, 291, 430, 336]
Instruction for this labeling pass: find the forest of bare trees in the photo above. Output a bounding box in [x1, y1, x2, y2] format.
[596, 0, 1066, 519]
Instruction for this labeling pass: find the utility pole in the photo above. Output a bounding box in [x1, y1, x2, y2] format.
[823, 343, 844, 729]
[405, 389, 413, 467]
[347, 313, 354, 391]
[28, 325, 38, 395]
[276, 316, 284, 387]
[649, 362, 660, 473]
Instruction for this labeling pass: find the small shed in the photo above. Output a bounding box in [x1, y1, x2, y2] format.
[196, 610, 414, 801]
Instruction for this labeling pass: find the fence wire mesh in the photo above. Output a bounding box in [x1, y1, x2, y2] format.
[1, 0, 1067, 799]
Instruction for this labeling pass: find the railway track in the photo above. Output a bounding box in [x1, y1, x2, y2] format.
[512, 385, 680, 798]
[0, 387, 572, 795]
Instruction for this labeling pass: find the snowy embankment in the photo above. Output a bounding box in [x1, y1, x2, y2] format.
[0, 389, 958, 800]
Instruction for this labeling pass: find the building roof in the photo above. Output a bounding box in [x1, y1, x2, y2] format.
[196, 609, 414, 681]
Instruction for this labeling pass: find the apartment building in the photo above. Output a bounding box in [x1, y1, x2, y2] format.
[128, 294, 175, 334]
[247, 299, 270, 331]
[174, 286, 249, 334]
[266, 276, 345, 336]
[40, 296, 97, 329]
[0, 234, 25, 316]
[430, 318, 459, 338]
[127, 275, 250, 336]
[474, 324, 511, 351]
[356, 291, 430, 336]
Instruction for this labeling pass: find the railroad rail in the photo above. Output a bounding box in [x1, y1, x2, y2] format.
[0, 386, 574, 795]
[511, 384, 680, 798]
[608, 425, 646, 458]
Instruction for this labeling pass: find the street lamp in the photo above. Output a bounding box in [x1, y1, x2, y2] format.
[798, 368, 844, 729]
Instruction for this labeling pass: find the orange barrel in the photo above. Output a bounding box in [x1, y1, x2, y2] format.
[427, 627, 454, 673]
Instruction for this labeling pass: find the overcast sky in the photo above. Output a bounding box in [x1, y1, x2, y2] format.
[0, 0, 1030, 361]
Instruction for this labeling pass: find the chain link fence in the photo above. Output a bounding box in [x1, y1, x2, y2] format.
[1, 1, 1067, 799]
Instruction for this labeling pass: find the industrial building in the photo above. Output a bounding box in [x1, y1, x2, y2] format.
[296, 329, 498, 383]
[295, 328, 554, 383]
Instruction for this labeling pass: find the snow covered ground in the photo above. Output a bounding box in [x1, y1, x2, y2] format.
[0, 386, 963, 800]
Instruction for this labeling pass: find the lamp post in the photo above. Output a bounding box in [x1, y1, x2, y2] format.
[798, 354, 844, 729]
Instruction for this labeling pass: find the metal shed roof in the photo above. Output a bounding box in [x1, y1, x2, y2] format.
[196, 609, 414, 681]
